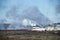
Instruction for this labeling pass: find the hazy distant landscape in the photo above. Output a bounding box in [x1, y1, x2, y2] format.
[0, 0, 60, 40]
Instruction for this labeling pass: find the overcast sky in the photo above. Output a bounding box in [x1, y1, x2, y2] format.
[0, 0, 60, 23]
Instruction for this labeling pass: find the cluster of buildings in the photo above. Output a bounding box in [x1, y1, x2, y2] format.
[32, 23, 60, 31]
[22, 19, 60, 31]
[0, 19, 60, 31]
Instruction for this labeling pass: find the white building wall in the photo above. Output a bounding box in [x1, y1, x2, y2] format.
[32, 27, 45, 31]
[46, 27, 55, 31]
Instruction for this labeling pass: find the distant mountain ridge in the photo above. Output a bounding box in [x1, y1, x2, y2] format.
[0, 6, 52, 30]
[22, 7, 51, 26]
